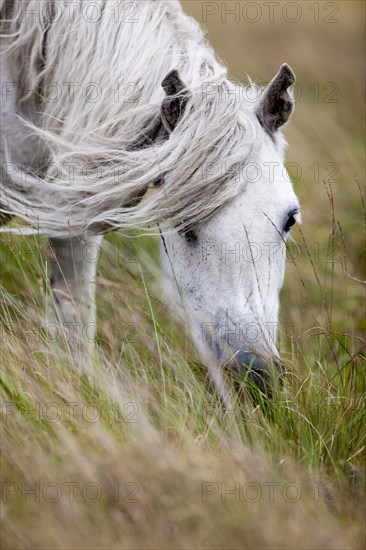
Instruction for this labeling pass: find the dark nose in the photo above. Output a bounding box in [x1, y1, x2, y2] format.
[225, 350, 284, 397]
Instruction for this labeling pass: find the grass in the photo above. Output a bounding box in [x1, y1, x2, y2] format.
[1, 1, 365, 548]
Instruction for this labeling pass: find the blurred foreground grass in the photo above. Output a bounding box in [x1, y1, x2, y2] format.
[1, 1, 365, 548]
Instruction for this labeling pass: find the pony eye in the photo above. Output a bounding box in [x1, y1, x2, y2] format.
[284, 214, 296, 233]
[184, 229, 198, 244]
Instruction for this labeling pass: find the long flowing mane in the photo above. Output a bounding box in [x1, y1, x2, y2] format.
[0, 0, 260, 237]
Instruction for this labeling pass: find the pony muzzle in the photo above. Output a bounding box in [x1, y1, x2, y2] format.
[225, 350, 283, 397]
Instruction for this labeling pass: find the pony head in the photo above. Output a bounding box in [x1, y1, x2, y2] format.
[159, 64, 300, 397]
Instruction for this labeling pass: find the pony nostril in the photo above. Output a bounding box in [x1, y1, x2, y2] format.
[225, 350, 282, 397]
[205, 330, 284, 397]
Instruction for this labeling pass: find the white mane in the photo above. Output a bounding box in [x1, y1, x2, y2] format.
[0, 0, 261, 237]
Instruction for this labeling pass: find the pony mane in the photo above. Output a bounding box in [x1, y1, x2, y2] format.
[0, 0, 262, 237]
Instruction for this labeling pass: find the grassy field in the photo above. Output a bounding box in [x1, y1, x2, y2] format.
[1, 1, 365, 548]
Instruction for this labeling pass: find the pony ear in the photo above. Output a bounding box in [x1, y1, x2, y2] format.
[161, 70, 190, 132]
[256, 64, 295, 134]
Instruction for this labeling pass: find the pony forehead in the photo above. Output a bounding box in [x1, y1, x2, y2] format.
[190, 78, 262, 123]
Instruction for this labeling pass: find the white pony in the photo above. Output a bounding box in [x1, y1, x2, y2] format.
[0, 0, 300, 400]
